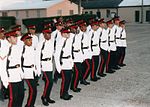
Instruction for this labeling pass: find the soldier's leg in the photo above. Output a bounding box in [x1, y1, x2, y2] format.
[60, 70, 73, 100]
[91, 55, 100, 81]
[25, 79, 37, 107]
[83, 59, 92, 79]
[98, 49, 106, 75]
[17, 81, 24, 107]
[119, 47, 126, 66]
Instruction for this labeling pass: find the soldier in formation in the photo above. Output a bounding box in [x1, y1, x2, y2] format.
[0, 16, 127, 107]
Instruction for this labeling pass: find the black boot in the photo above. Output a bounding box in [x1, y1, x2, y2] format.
[97, 73, 107, 77]
[60, 94, 73, 100]
[41, 96, 49, 106]
[46, 97, 55, 104]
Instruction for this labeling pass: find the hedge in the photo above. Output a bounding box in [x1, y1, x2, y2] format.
[0, 16, 16, 30]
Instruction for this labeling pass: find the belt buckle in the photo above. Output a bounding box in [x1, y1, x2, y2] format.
[15, 64, 20, 68]
[47, 58, 50, 61]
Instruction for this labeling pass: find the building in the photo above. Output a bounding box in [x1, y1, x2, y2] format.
[0, 0, 80, 24]
[81, 0, 123, 19]
[79, 0, 150, 23]
[118, 0, 150, 23]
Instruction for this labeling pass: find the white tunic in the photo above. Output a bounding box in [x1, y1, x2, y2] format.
[89, 29, 100, 56]
[120, 28, 127, 47]
[100, 28, 109, 51]
[80, 31, 92, 60]
[54, 35, 74, 73]
[71, 33, 84, 63]
[39, 33, 44, 42]
[3, 44, 24, 83]
[22, 45, 37, 79]
[0, 40, 9, 88]
[51, 29, 62, 53]
[31, 34, 39, 49]
[36, 38, 54, 73]
[107, 28, 117, 51]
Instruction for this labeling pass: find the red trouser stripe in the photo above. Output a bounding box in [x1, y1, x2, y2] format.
[119, 53, 124, 64]
[60, 71, 65, 96]
[91, 57, 95, 79]
[26, 80, 33, 106]
[99, 55, 104, 74]
[43, 72, 49, 97]
[8, 83, 13, 107]
[74, 64, 79, 89]
[106, 52, 110, 71]
[83, 59, 90, 79]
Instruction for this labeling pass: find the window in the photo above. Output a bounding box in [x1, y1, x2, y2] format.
[2, 12, 8, 16]
[96, 11, 101, 18]
[85, 11, 88, 14]
[26, 10, 29, 18]
[37, 10, 41, 17]
[90, 11, 93, 15]
[57, 10, 62, 16]
[69, 10, 74, 15]
[106, 9, 110, 18]
[111, 12, 116, 18]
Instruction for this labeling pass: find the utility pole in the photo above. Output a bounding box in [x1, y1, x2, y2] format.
[141, 0, 144, 23]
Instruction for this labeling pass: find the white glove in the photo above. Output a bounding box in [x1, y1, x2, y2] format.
[2, 81, 9, 88]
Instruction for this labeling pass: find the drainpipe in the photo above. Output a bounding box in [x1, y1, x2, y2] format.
[141, 0, 144, 23]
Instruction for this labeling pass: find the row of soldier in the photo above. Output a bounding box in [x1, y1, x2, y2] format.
[0, 16, 127, 107]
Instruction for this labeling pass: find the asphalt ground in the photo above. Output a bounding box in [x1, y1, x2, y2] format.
[1, 23, 150, 107]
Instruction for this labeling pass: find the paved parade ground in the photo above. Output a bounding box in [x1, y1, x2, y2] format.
[1, 23, 150, 107]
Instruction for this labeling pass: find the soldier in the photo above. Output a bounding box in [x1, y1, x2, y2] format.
[54, 28, 74, 100]
[36, 29, 55, 106]
[20, 33, 38, 107]
[86, 17, 95, 33]
[39, 23, 52, 42]
[117, 20, 127, 67]
[51, 21, 64, 83]
[51, 21, 64, 52]
[113, 17, 122, 68]
[89, 21, 101, 81]
[3, 30, 24, 107]
[11, 25, 23, 47]
[0, 27, 9, 101]
[106, 20, 117, 74]
[78, 22, 91, 85]
[98, 19, 115, 77]
[27, 25, 39, 50]
[70, 25, 86, 92]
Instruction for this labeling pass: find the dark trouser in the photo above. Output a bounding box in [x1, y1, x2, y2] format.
[106, 52, 111, 71]
[60, 70, 72, 96]
[116, 47, 126, 65]
[82, 59, 92, 80]
[91, 55, 99, 79]
[109, 51, 117, 68]
[119, 47, 126, 65]
[99, 49, 108, 74]
[42, 72, 53, 99]
[25, 79, 37, 107]
[8, 80, 24, 107]
[71, 63, 83, 89]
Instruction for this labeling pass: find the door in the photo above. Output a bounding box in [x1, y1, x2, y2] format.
[135, 11, 140, 22]
[146, 11, 150, 22]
